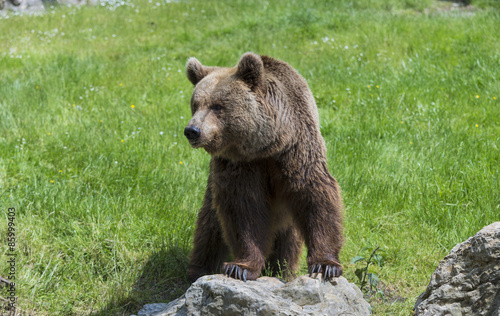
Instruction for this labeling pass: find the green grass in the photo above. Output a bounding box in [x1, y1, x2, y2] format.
[0, 0, 499, 314]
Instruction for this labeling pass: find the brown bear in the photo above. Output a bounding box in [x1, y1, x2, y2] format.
[184, 52, 343, 282]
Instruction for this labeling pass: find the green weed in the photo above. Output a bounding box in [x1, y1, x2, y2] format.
[352, 246, 387, 295]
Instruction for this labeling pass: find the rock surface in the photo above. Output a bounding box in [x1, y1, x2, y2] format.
[415, 222, 500, 316]
[135, 274, 370, 316]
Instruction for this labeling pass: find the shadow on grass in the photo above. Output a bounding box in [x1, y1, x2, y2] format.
[93, 245, 191, 316]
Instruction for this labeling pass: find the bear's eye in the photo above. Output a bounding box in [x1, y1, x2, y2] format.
[211, 104, 223, 113]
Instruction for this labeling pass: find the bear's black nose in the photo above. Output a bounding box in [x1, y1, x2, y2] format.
[184, 126, 201, 142]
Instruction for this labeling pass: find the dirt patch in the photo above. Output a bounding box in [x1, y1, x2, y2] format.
[425, 1, 476, 16]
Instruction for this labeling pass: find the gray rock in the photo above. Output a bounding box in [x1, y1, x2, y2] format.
[0, 0, 45, 14]
[135, 303, 170, 316]
[0, 0, 103, 14]
[415, 222, 500, 316]
[137, 274, 371, 316]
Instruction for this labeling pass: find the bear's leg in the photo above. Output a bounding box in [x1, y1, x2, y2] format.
[292, 165, 344, 280]
[266, 226, 302, 281]
[213, 160, 271, 281]
[187, 186, 229, 283]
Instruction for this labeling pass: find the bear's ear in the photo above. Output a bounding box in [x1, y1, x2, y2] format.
[186, 57, 213, 85]
[236, 52, 266, 92]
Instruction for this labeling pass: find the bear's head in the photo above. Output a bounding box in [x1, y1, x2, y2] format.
[184, 53, 278, 161]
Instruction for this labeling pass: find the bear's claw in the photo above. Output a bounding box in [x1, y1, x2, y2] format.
[223, 263, 249, 282]
[308, 262, 343, 280]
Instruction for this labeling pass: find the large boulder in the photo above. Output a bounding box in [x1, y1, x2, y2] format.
[135, 274, 370, 316]
[415, 222, 500, 316]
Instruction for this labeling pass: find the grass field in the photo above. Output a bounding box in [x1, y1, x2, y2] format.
[0, 0, 499, 314]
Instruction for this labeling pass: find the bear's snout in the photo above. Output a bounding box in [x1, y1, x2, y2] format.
[184, 125, 201, 142]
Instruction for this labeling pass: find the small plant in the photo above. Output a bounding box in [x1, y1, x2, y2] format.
[351, 246, 387, 295]
[263, 260, 287, 281]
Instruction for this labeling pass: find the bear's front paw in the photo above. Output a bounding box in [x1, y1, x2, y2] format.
[308, 260, 343, 280]
[223, 262, 259, 282]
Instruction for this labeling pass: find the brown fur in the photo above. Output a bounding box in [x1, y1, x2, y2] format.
[185, 53, 343, 282]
